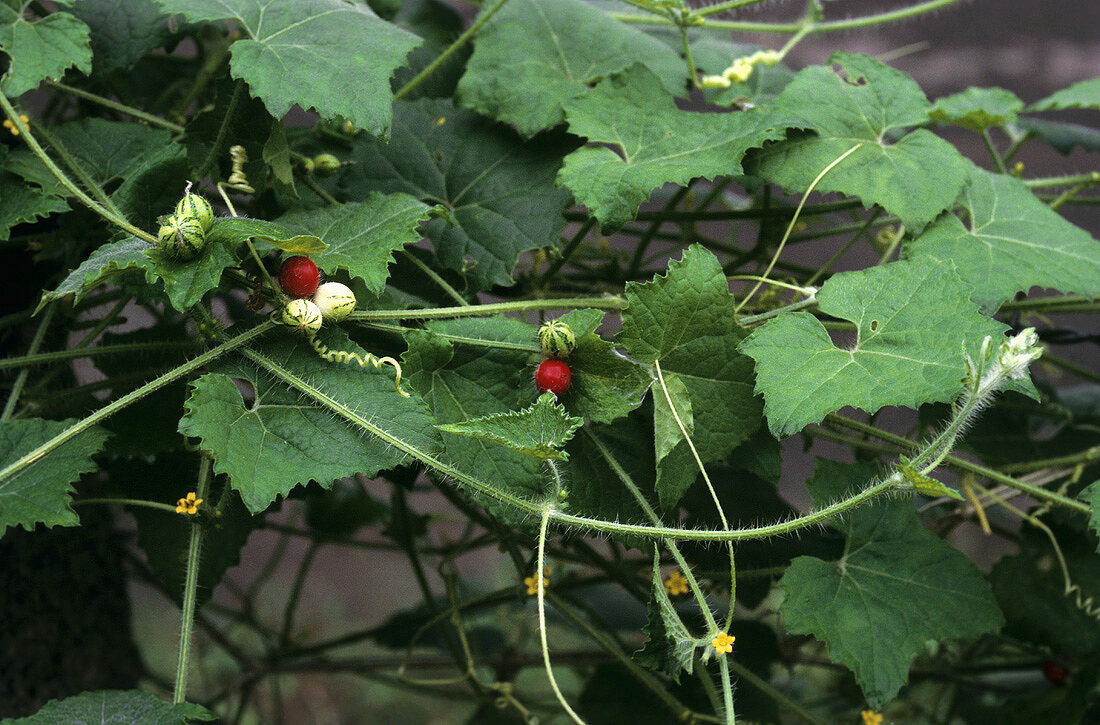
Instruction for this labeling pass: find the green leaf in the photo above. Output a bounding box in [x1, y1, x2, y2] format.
[402, 318, 545, 519]
[181, 81, 274, 188]
[152, 0, 421, 137]
[905, 164, 1100, 309]
[147, 229, 241, 311]
[652, 370, 695, 510]
[389, 0, 469, 101]
[1080, 480, 1100, 552]
[2, 689, 215, 724]
[0, 6, 92, 97]
[558, 64, 789, 230]
[1031, 77, 1100, 111]
[1016, 116, 1100, 155]
[929, 87, 1024, 131]
[617, 246, 762, 500]
[273, 193, 434, 295]
[339, 98, 574, 290]
[113, 455, 261, 607]
[8, 118, 175, 191]
[0, 169, 69, 241]
[634, 552, 696, 681]
[564, 411, 656, 528]
[740, 258, 1011, 437]
[551, 308, 649, 424]
[262, 118, 297, 198]
[0, 418, 108, 534]
[751, 52, 968, 230]
[37, 237, 151, 312]
[180, 330, 440, 513]
[68, 0, 171, 73]
[455, 0, 685, 138]
[438, 392, 582, 460]
[109, 143, 189, 230]
[208, 216, 324, 254]
[779, 459, 1003, 709]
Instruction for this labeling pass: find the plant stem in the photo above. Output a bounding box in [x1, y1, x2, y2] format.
[360, 321, 541, 352]
[564, 198, 862, 223]
[31, 121, 123, 215]
[350, 296, 624, 321]
[46, 80, 185, 133]
[615, 0, 962, 32]
[73, 497, 179, 513]
[278, 540, 320, 647]
[2, 305, 55, 420]
[394, 0, 513, 101]
[1041, 351, 1100, 385]
[981, 130, 1008, 174]
[725, 658, 826, 725]
[535, 508, 586, 724]
[696, 0, 771, 19]
[0, 341, 200, 371]
[1024, 171, 1100, 189]
[174, 455, 213, 704]
[402, 250, 470, 306]
[628, 184, 692, 277]
[0, 321, 273, 487]
[544, 217, 598, 283]
[0, 94, 157, 244]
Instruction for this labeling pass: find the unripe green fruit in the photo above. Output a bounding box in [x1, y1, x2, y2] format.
[156, 215, 206, 260]
[282, 298, 323, 334]
[175, 193, 214, 232]
[313, 153, 342, 177]
[312, 282, 357, 321]
[538, 319, 576, 358]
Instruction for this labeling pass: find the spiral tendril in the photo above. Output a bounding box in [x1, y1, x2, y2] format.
[307, 333, 410, 398]
[226, 144, 254, 192]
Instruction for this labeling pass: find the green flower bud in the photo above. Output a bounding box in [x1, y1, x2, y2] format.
[313, 153, 342, 177]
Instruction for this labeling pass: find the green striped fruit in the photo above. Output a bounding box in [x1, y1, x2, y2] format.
[174, 193, 214, 232]
[313, 282, 357, 321]
[282, 298, 323, 334]
[313, 153, 342, 177]
[538, 319, 576, 358]
[156, 215, 206, 260]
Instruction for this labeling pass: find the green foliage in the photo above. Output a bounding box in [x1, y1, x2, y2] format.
[780, 460, 1004, 709]
[1, 0, 1098, 721]
[906, 164, 1100, 309]
[456, 0, 684, 137]
[438, 391, 583, 460]
[0, 418, 108, 534]
[151, 0, 422, 137]
[0, 689, 215, 724]
[338, 98, 575, 290]
[559, 64, 787, 229]
[752, 52, 969, 230]
[742, 258, 1011, 436]
[0, 3, 91, 97]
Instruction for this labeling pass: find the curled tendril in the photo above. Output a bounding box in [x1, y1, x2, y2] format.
[269, 311, 410, 398]
[226, 144, 255, 192]
[306, 333, 410, 398]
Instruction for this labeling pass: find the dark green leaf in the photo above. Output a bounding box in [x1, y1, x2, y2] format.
[438, 392, 582, 460]
[751, 52, 968, 230]
[779, 459, 1003, 709]
[180, 329, 440, 513]
[153, 0, 421, 137]
[1, 689, 215, 724]
[741, 258, 1011, 437]
[0, 169, 69, 242]
[0, 6, 92, 96]
[455, 0, 685, 138]
[929, 87, 1024, 131]
[905, 163, 1100, 309]
[68, 0, 171, 73]
[338, 98, 575, 290]
[559, 64, 788, 230]
[1031, 77, 1100, 111]
[0, 418, 108, 534]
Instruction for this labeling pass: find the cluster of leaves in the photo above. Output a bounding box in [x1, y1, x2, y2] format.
[2, 0, 1100, 722]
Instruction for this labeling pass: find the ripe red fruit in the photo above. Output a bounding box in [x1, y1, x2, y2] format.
[278, 255, 320, 298]
[1042, 659, 1069, 686]
[535, 358, 571, 396]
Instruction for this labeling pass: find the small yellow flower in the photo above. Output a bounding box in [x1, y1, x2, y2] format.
[860, 710, 883, 725]
[663, 570, 689, 597]
[524, 566, 553, 595]
[176, 491, 203, 515]
[3, 115, 29, 136]
[711, 631, 735, 655]
[722, 58, 755, 83]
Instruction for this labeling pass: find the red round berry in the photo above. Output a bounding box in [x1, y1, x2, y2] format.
[1042, 659, 1069, 686]
[278, 255, 320, 298]
[535, 358, 571, 396]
